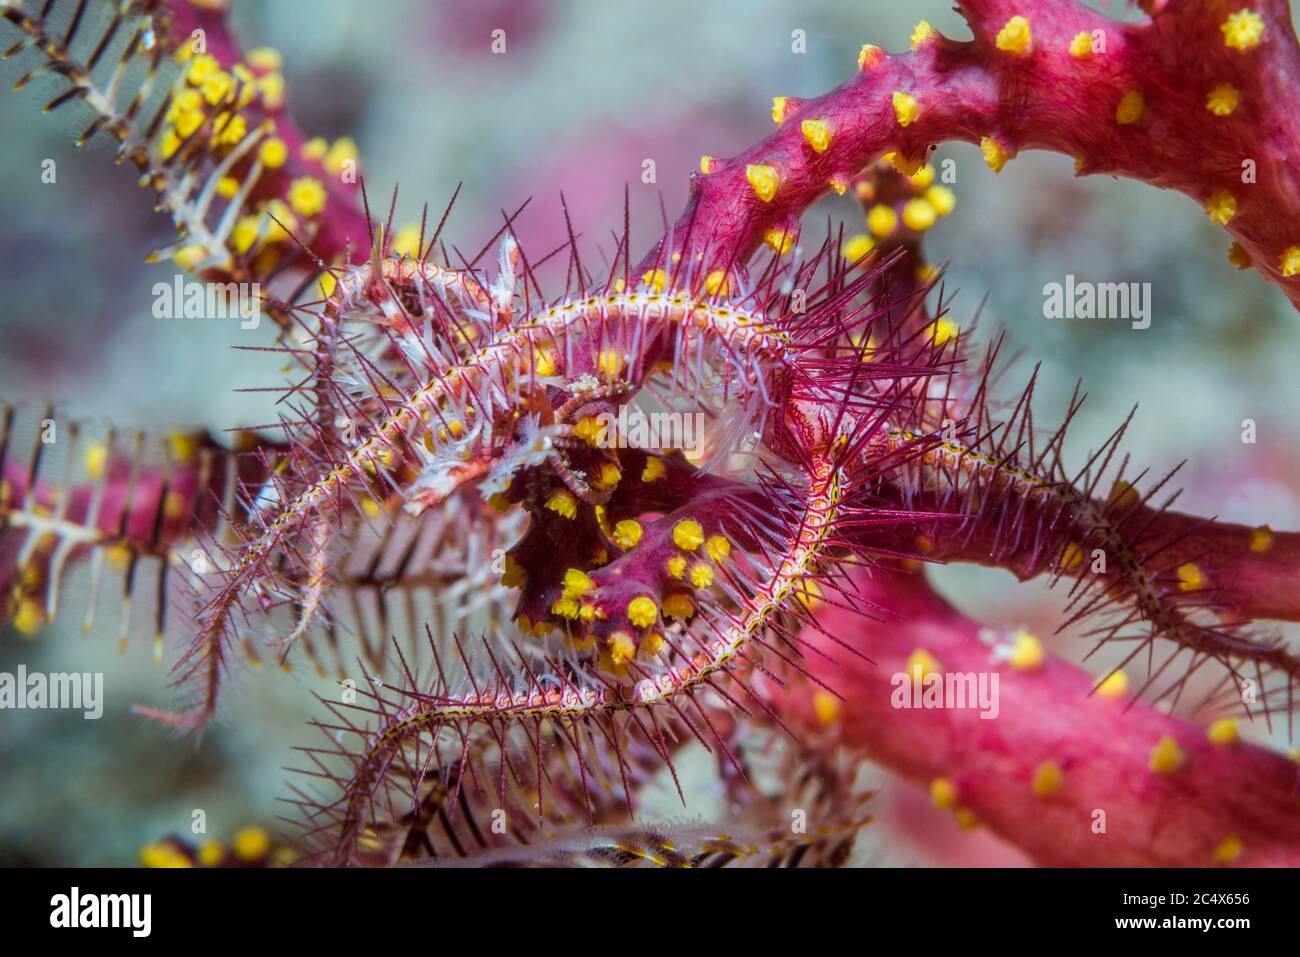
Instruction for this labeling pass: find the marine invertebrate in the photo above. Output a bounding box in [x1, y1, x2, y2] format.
[3, 0, 1300, 870]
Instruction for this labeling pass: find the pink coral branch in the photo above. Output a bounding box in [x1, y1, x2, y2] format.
[642, 0, 1300, 305]
[784, 561, 1300, 866]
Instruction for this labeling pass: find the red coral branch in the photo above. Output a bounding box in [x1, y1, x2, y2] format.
[643, 0, 1300, 305]
[783, 561, 1300, 867]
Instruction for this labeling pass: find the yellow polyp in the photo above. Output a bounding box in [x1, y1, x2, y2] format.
[812, 689, 842, 726]
[1108, 479, 1140, 510]
[247, 46, 282, 71]
[1281, 246, 1300, 277]
[902, 198, 936, 232]
[1220, 10, 1264, 52]
[597, 349, 626, 380]
[699, 154, 715, 174]
[212, 112, 248, 147]
[1207, 717, 1239, 746]
[1068, 31, 1093, 58]
[563, 567, 595, 599]
[980, 136, 1009, 172]
[1249, 525, 1273, 552]
[858, 43, 884, 70]
[572, 417, 603, 445]
[1176, 562, 1205, 592]
[551, 595, 579, 619]
[1149, 735, 1186, 774]
[256, 71, 286, 110]
[186, 53, 218, 85]
[1205, 189, 1237, 225]
[890, 151, 924, 175]
[175, 106, 206, 139]
[360, 496, 384, 518]
[609, 631, 637, 666]
[262, 199, 296, 241]
[867, 204, 898, 238]
[907, 648, 942, 680]
[612, 519, 643, 550]
[995, 16, 1032, 56]
[666, 555, 687, 579]
[796, 578, 823, 609]
[232, 215, 261, 255]
[323, 137, 358, 176]
[688, 562, 714, 589]
[1008, 629, 1044, 671]
[83, 442, 107, 478]
[1213, 834, 1244, 865]
[257, 136, 288, 169]
[391, 224, 422, 258]
[140, 842, 192, 868]
[546, 490, 578, 520]
[1206, 82, 1240, 116]
[1116, 90, 1145, 125]
[672, 519, 705, 551]
[197, 840, 224, 867]
[167, 87, 201, 119]
[641, 267, 667, 292]
[954, 806, 980, 831]
[216, 176, 240, 198]
[1061, 541, 1085, 571]
[639, 632, 666, 659]
[771, 96, 789, 124]
[302, 136, 328, 162]
[641, 457, 667, 482]
[911, 20, 935, 50]
[704, 269, 728, 295]
[200, 68, 233, 106]
[159, 127, 182, 160]
[163, 490, 187, 520]
[908, 163, 935, 190]
[662, 593, 695, 620]
[745, 163, 780, 203]
[1032, 760, 1063, 797]
[892, 90, 920, 127]
[829, 174, 850, 195]
[288, 176, 327, 217]
[925, 317, 960, 346]
[627, 596, 658, 628]
[931, 777, 958, 810]
[801, 118, 831, 153]
[705, 535, 731, 561]
[763, 227, 796, 256]
[172, 244, 207, 271]
[843, 233, 875, 262]
[13, 599, 44, 636]
[233, 826, 270, 862]
[532, 347, 558, 377]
